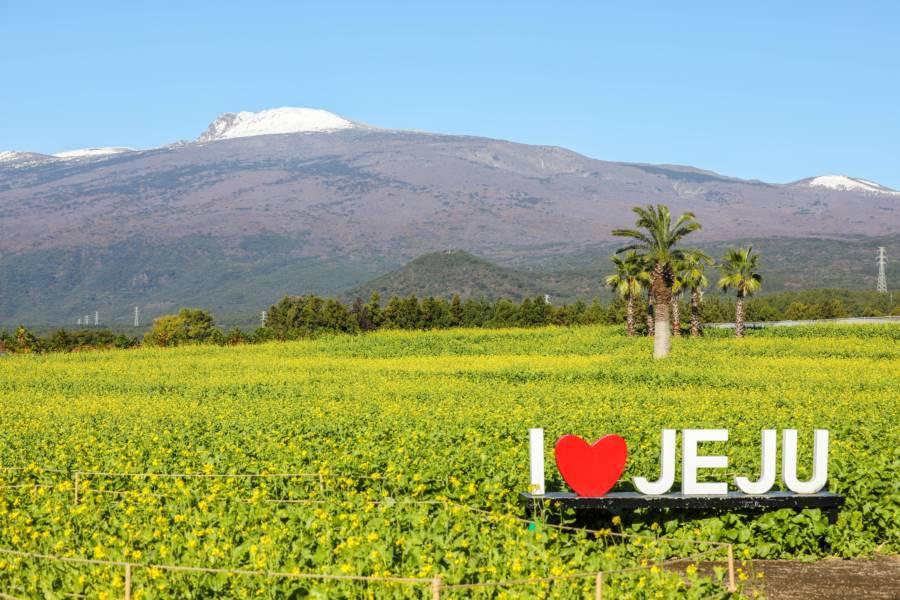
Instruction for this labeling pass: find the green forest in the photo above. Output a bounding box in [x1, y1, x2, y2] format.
[1, 288, 896, 354]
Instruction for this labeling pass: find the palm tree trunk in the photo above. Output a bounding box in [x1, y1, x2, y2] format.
[690, 289, 702, 337]
[646, 297, 655, 337]
[653, 296, 671, 358]
[735, 294, 745, 338]
[626, 294, 635, 337]
[671, 295, 681, 337]
[650, 263, 673, 359]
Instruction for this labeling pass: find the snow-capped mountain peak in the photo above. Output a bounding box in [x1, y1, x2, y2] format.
[198, 107, 355, 142]
[53, 147, 134, 159]
[799, 175, 900, 196]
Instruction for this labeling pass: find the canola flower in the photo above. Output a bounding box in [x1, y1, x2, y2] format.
[0, 324, 896, 597]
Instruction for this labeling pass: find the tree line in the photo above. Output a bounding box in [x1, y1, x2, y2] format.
[1, 288, 895, 353]
[0, 327, 139, 354]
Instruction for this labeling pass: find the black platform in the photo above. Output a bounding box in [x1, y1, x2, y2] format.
[521, 491, 845, 511]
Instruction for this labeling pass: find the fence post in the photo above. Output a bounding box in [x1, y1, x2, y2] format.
[594, 571, 603, 600]
[124, 563, 132, 600]
[726, 544, 736, 592]
[431, 575, 441, 600]
[73, 472, 80, 506]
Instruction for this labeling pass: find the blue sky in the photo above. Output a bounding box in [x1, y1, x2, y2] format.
[1, 1, 898, 187]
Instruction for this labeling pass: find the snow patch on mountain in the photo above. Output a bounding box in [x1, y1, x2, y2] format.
[800, 175, 900, 195]
[198, 107, 355, 142]
[0, 151, 49, 162]
[0, 151, 57, 168]
[53, 147, 134, 159]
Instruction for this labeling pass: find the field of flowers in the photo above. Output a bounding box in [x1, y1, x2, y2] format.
[0, 324, 897, 598]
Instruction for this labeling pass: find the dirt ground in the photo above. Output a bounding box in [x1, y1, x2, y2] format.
[670, 556, 899, 598]
[746, 556, 900, 599]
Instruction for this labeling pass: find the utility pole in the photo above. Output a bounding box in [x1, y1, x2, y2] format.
[876, 247, 887, 294]
[134, 306, 140, 328]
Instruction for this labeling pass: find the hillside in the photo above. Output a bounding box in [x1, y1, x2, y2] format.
[1, 107, 898, 325]
[348, 236, 900, 306]
[524, 235, 900, 295]
[347, 250, 559, 301]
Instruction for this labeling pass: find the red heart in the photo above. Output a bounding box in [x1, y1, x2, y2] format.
[554, 434, 628, 497]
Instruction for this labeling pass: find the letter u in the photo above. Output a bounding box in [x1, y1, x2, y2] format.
[782, 430, 829, 494]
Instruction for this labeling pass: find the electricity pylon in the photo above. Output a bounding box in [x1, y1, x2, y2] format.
[876, 247, 887, 294]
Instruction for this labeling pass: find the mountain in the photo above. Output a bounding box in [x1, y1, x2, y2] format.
[1, 107, 898, 326]
[198, 107, 357, 141]
[348, 250, 559, 301]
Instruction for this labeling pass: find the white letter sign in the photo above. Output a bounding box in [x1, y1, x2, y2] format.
[531, 427, 832, 499]
[782, 429, 829, 494]
[529, 428, 545, 495]
[682, 429, 728, 495]
[735, 429, 778, 495]
[633, 429, 677, 495]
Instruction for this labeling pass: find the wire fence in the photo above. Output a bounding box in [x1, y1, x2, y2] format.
[0, 545, 733, 599]
[0, 466, 740, 598]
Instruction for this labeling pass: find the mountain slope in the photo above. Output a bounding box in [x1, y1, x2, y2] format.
[53, 147, 135, 159]
[1, 107, 898, 325]
[2, 127, 898, 257]
[347, 251, 556, 301]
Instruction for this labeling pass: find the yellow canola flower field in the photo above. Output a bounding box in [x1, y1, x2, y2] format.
[0, 324, 897, 598]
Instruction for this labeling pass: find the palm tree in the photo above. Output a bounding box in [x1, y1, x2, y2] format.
[612, 205, 702, 358]
[718, 247, 763, 337]
[670, 269, 685, 337]
[679, 251, 713, 337]
[605, 251, 650, 336]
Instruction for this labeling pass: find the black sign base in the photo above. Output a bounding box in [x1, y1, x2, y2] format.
[521, 491, 845, 512]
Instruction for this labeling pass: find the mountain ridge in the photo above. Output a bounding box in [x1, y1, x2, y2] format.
[2, 106, 897, 193]
[1, 108, 898, 325]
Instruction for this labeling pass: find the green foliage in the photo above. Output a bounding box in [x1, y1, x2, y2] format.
[2, 289, 897, 355]
[605, 251, 650, 300]
[143, 309, 221, 347]
[3, 236, 899, 327]
[612, 204, 702, 268]
[718, 247, 763, 298]
[0, 235, 391, 326]
[351, 250, 553, 303]
[0, 325, 896, 597]
[266, 295, 359, 339]
[677, 250, 714, 294]
[0, 327, 138, 353]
